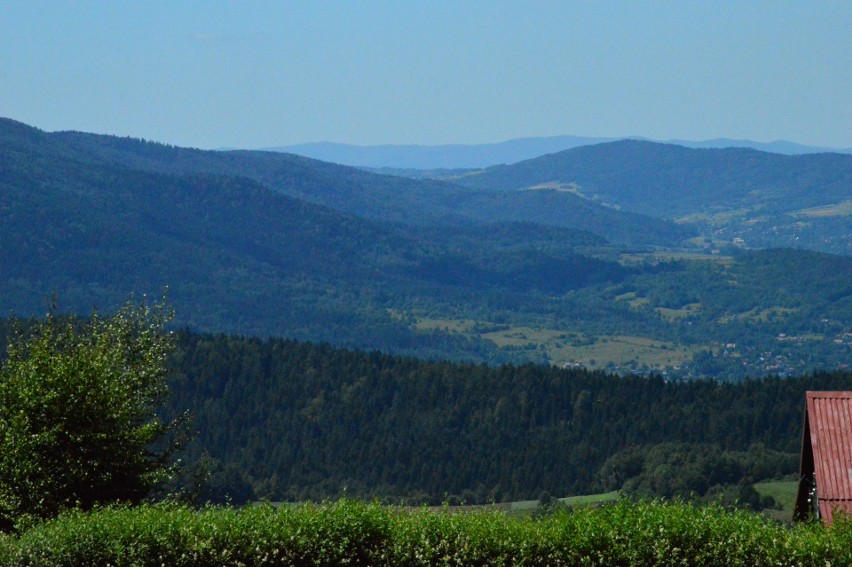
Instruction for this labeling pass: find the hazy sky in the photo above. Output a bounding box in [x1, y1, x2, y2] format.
[1, 1, 850, 149]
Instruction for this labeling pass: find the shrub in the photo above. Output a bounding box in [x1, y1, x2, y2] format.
[1, 499, 851, 566]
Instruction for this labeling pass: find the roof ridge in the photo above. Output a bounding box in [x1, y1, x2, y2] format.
[806, 391, 852, 398]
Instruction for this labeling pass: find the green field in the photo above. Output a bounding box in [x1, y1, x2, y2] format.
[754, 480, 799, 515]
[508, 491, 619, 514]
[448, 484, 798, 523]
[793, 200, 852, 218]
[614, 291, 650, 309]
[480, 326, 699, 370]
[717, 306, 800, 324]
[411, 317, 482, 334]
[676, 208, 756, 225]
[617, 251, 733, 266]
[524, 181, 584, 194]
[511, 485, 796, 523]
[415, 316, 702, 371]
[655, 302, 702, 321]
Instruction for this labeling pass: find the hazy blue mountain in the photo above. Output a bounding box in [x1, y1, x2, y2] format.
[454, 140, 851, 215]
[1, 117, 850, 375]
[2, 119, 843, 256]
[660, 137, 852, 156]
[0, 116, 637, 360]
[38, 120, 689, 246]
[452, 140, 852, 255]
[268, 136, 614, 168]
[270, 136, 850, 170]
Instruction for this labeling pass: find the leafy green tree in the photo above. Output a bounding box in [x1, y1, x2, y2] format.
[0, 297, 184, 528]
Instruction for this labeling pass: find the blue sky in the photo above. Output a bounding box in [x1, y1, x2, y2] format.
[1, 1, 849, 149]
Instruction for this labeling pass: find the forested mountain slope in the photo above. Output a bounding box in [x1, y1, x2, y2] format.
[454, 140, 851, 217]
[0, 145, 402, 335]
[0, 118, 637, 361]
[1, 118, 849, 374]
[163, 331, 852, 504]
[452, 140, 851, 255]
[1, 119, 689, 246]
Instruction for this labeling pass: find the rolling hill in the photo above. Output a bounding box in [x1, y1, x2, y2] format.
[451, 140, 852, 255]
[1, 117, 849, 376]
[0, 117, 639, 361]
[31, 121, 688, 246]
[453, 140, 851, 216]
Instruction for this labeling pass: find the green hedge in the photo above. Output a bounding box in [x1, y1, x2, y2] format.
[0, 499, 849, 566]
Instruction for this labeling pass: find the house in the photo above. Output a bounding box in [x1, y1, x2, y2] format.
[793, 391, 852, 524]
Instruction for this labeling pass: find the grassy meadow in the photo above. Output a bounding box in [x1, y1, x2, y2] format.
[754, 480, 800, 523]
[415, 316, 700, 371]
[792, 200, 852, 218]
[507, 491, 620, 514]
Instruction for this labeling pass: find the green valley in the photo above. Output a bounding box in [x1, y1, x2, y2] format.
[1, 118, 849, 379]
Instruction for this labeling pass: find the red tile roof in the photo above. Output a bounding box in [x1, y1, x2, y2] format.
[802, 391, 852, 524]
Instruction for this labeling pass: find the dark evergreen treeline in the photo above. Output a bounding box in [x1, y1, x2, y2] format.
[165, 331, 852, 504]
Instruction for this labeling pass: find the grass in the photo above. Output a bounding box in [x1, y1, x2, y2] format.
[618, 251, 733, 266]
[481, 328, 700, 370]
[675, 208, 755, 225]
[507, 491, 618, 514]
[655, 302, 702, 321]
[412, 317, 482, 334]
[612, 291, 651, 310]
[717, 306, 799, 324]
[414, 315, 704, 371]
[754, 480, 799, 513]
[501, 487, 791, 521]
[481, 326, 568, 347]
[445, 487, 792, 524]
[549, 335, 699, 370]
[561, 491, 620, 507]
[754, 480, 799, 524]
[792, 200, 852, 218]
[523, 181, 583, 194]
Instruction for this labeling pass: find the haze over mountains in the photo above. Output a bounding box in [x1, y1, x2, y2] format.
[26, 120, 694, 247]
[1, 117, 850, 378]
[271, 136, 852, 170]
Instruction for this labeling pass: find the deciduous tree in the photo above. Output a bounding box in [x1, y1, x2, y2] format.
[0, 296, 184, 528]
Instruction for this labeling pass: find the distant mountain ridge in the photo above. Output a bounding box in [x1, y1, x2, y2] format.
[34, 120, 689, 246]
[1, 116, 850, 377]
[266, 136, 611, 169]
[269, 136, 851, 169]
[0, 116, 642, 358]
[452, 139, 852, 256]
[454, 140, 852, 217]
[3, 118, 846, 256]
